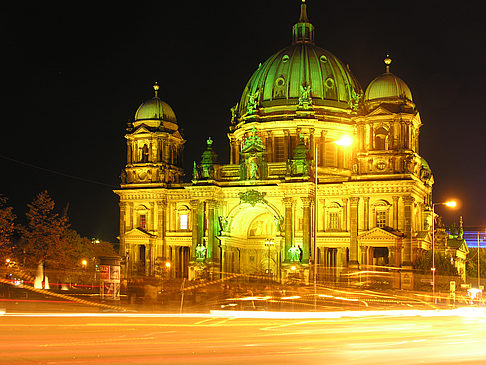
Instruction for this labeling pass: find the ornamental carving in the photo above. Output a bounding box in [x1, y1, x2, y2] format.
[239, 190, 267, 207]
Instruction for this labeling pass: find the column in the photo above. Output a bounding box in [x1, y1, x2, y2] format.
[349, 197, 360, 267]
[128, 202, 134, 231]
[393, 196, 399, 230]
[322, 133, 326, 167]
[207, 200, 217, 263]
[157, 200, 167, 259]
[266, 131, 273, 163]
[190, 199, 200, 261]
[283, 197, 293, 261]
[284, 129, 290, 160]
[402, 196, 414, 266]
[127, 141, 132, 164]
[321, 198, 326, 232]
[310, 128, 315, 164]
[119, 202, 128, 276]
[229, 137, 234, 164]
[363, 196, 370, 231]
[342, 198, 348, 231]
[302, 197, 311, 263]
[320, 130, 326, 167]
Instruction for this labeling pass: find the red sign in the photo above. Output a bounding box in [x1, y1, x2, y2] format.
[100, 265, 110, 281]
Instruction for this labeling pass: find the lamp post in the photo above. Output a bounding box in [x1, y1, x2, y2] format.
[312, 134, 353, 291]
[431, 200, 457, 303]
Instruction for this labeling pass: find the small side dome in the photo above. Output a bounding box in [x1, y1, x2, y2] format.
[365, 56, 413, 103]
[134, 82, 177, 123]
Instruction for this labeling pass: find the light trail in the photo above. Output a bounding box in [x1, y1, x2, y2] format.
[2, 307, 486, 319]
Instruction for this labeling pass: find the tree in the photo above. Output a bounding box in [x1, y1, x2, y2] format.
[0, 194, 16, 260]
[415, 251, 458, 276]
[465, 248, 486, 283]
[20, 191, 69, 270]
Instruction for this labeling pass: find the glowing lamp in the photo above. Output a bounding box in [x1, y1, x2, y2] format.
[334, 135, 353, 147]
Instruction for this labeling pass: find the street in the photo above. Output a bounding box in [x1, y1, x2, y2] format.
[1, 309, 486, 364]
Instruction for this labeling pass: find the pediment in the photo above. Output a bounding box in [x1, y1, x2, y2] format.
[366, 106, 396, 117]
[131, 125, 153, 135]
[359, 227, 402, 242]
[125, 227, 155, 239]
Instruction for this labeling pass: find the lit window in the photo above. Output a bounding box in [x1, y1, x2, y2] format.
[329, 212, 340, 231]
[180, 214, 188, 230]
[139, 214, 146, 229]
[376, 211, 386, 228]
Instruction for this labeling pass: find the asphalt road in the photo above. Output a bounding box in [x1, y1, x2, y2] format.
[1, 309, 486, 364]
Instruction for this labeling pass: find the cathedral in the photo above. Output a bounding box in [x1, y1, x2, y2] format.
[114, 2, 435, 289]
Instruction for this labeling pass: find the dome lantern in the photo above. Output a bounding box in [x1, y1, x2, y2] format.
[292, 0, 314, 44]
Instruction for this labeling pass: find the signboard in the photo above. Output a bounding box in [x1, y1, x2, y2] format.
[98, 256, 122, 301]
[100, 265, 110, 281]
[110, 266, 120, 283]
[450, 281, 456, 293]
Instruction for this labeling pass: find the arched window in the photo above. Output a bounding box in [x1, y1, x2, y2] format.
[327, 202, 342, 231]
[141, 144, 149, 163]
[374, 127, 388, 150]
[248, 213, 275, 237]
[177, 205, 190, 231]
[373, 200, 391, 229]
[136, 205, 149, 229]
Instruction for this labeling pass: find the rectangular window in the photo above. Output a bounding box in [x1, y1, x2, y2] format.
[325, 143, 337, 167]
[376, 211, 386, 228]
[275, 137, 285, 162]
[139, 214, 146, 229]
[329, 212, 340, 231]
[179, 214, 188, 230]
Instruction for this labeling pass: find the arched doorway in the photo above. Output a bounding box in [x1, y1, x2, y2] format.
[221, 203, 283, 278]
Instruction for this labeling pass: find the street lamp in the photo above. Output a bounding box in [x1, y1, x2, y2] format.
[312, 134, 353, 285]
[265, 238, 274, 280]
[431, 200, 457, 303]
[81, 259, 87, 269]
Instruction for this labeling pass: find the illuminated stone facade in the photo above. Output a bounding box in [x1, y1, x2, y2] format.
[115, 3, 436, 287]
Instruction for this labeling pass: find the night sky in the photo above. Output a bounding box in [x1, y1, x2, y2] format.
[3, 1, 486, 243]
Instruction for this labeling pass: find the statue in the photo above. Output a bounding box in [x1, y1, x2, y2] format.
[192, 161, 199, 181]
[349, 89, 362, 111]
[195, 244, 207, 260]
[218, 216, 230, 232]
[242, 126, 265, 152]
[288, 245, 301, 262]
[299, 84, 312, 107]
[247, 156, 259, 180]
[247, 89, 260, 114]
[274, 215, 284, 232]
[230, 103, 239, 124]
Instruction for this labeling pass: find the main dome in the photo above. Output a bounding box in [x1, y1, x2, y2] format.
[236, 2, 362, 120]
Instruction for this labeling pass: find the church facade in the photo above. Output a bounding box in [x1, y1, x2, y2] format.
[114, 2, 435, 288]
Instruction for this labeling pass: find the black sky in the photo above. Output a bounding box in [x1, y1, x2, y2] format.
[3, 0, 486, 242]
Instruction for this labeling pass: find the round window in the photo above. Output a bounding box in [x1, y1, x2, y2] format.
[320, 55, 328, 63]
[276, 77, 285, 87]
[282, 55, 289, 62]
[325, 77, 334, 89]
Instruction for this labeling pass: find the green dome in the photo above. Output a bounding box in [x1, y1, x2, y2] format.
[237, 2, 362, 120]
[134, 83, 177, 123]
[364, 57, 413, 103]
